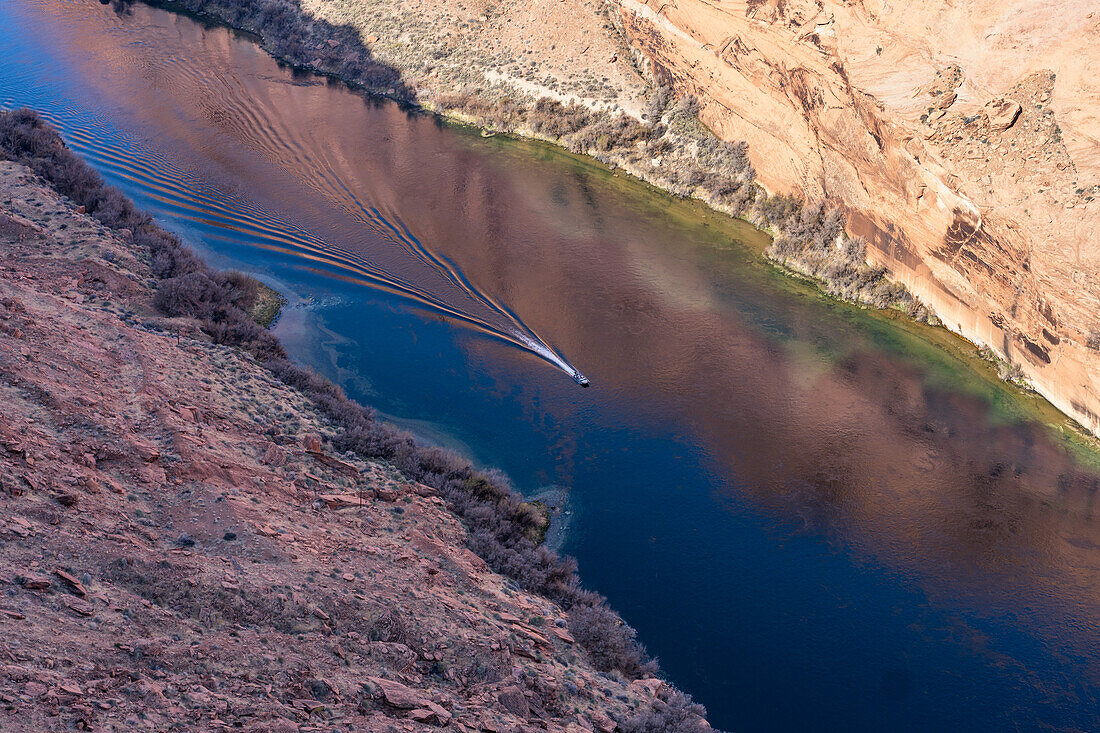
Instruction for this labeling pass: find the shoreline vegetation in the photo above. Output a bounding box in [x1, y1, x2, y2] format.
[0, 107, 716, 731]
[248, 279, 288, 328]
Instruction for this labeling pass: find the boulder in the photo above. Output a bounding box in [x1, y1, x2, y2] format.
[425, 701, 451, 724]
[411, 483, 437, 497]
[987, 98, 1022, 131]
[550, 626, 575, 644]
[307, 450, 359, 476]
[367, 676, 424, 709]
[58, 682, 83, 697]
[262, 443, 287, 466]
[292, 699, 326, 713]
[589, 711, 617, 732]
[318, 493, 362, 509]
[629, 678, 663, 698]
[54, 569, 87, 597]
[410, 706, 451, 725]
[497, 686, 529, 718]
[366, 641, 417, 670]
[132, 440, 161, 462]
[374, 486, 398, 502]
[24, 681, 48, 699]
[18, 573, 51, 590]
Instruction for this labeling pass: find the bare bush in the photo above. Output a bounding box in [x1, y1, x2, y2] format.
[153, 272, 231, 320]
[619, 690, 714, 733]
[529, 98, 591, 138]
[568, 598, 657, 677]
[756, 195, 920, 311]
[222, 269, 260, 310]
[644, 85, 673, 123]
[673, 95, 701, 121]
[137, 0, 413, 100]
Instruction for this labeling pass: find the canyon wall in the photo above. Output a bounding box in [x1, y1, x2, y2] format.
[608, 0, 1100, 435]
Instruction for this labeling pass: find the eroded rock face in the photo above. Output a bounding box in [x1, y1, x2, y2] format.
[609, 0, 1100, 435]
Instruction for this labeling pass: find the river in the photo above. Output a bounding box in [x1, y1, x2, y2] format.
[3, 1, 1100, 730]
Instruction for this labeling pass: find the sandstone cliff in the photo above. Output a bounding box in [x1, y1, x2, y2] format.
[607, 0, 1100, 434]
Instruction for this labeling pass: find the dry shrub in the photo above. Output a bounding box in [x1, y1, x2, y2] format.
[133, 0, 413, 100]
[619, 690, 714, 733]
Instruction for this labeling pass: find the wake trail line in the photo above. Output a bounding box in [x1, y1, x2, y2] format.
[13, 103, 586, 383]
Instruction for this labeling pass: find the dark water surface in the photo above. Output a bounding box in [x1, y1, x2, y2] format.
[4, 2, 1100, 729]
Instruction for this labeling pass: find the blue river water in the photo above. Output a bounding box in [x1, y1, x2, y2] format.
[3, 2, 1100, 729]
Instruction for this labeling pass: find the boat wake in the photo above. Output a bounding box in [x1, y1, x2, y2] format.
[2, 103, 588, 385]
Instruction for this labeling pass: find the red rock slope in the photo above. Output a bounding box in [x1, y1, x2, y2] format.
[0, 160, 684, 731]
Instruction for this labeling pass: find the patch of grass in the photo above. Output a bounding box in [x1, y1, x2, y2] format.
[249, 281, 287, 328]
[520, 500, 551, 545]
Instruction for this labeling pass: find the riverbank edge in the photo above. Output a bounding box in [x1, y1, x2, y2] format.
[125, 0, 1100, 447]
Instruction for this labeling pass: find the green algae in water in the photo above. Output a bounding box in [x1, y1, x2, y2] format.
[446, 116, 1100, 471]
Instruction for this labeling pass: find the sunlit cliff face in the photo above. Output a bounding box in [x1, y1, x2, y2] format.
[608, 0, 1100, 438]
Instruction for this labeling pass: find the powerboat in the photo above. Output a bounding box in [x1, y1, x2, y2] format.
[572, 371, 590, 387]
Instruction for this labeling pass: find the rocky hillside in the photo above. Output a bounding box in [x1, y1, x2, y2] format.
[0, 118, 709, 731]
[607, 0, 1100, 435]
